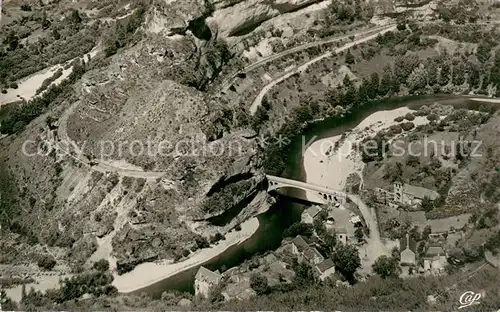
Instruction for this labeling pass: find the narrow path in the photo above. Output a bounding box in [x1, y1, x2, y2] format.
[249, 24, 397, 115]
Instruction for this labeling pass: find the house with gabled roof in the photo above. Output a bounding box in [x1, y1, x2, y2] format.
[194, 266, 222, 298]
[315, 258, 335, 281]
[394, 182, 440, 207]
[423, 244, 447, 274]
[301, 206, 322, 224]
[290, 235, 309, 256]
[303, 247, 325, 265]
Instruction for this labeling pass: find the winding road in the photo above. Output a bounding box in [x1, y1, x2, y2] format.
[56, 101, 167, 179]
[52, 24, 397, 179]
[219, 24, 393, 92]
[249, 24, 398, 115]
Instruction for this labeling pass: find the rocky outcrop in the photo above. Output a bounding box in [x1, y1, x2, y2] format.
[208, 0, 324, 37]
[145, 0, 201, 35]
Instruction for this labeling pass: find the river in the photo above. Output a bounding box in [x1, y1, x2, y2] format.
[124, 94, 498, 298]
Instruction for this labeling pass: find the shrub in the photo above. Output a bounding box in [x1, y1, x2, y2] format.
[404, 113, 415, 121]
[195, 235, 210, 249]
[283, 222, 314, 238]
[345, 49, 355, 64]
[92, 259, 110, 272]
[209, 232, 225, 244]
[250, 273, 270, 295]
[401, 122, 415, 131]
[37, 255, 56, 270]
[20, 4, 32, 11]
[9, 82, 18, 89]
[372, 255, 400, 279]
[394, 116, 404, 122]
[332, 244, 361, 282]
[427, 113, 439, 121]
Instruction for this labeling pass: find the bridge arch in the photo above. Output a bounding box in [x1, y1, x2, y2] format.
[266, 175, 345, 205]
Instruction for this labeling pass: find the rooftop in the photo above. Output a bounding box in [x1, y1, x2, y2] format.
[425, 245, 445, 258]
[292, 235, 309, 251]
[400, 234, 418, 253]
[195, 266, 221, 283]
[303, 247, 324, 262]
[305, 206, 322, 218]
[316, 258, 335, 273]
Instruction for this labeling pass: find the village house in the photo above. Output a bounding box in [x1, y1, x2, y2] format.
[423, 245, 447, 275]
[394, 181, 440, 206]
[375, 182, 439, 208]
[315, 258, 336, 281]
[301, 206, 322, 224]
[290, 235, 325, 265]
[290, 235, 309, 255]
[399, 233, 417, 266]
[221, 275, 255, 301]
[194, 266, 222, 298]
[303, 246, 325, 265]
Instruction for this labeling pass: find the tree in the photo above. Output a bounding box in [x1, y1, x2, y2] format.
[292, 261, 316, 286]
[93, 259, 110, 272]
[354, 227, 364, 243]
[476, 42, 491, 64]
[5, 32, 19, 50]
[250, 273, 270, 295]
[379, 67, 393, 96]
[332, 244, 361, 282]
[37, 255, 56, 270]
[69, 10, 82, 24]
[391, 247, 400, 261]
[422, 225, 431, 240]
[284, 222, 314, 238]
[345, 49, 355, 65]
[372, 255, 400, 279]
[421, 197, 434, 212]
[20, 4, 32, 11]
[394, 54, 419, 85]
[409, 226, 420, 242]
[406, 65, 428, 93]
[195, 235, 210, 249]
[367, 72, 380, 99]
[438, 63, 450, 86]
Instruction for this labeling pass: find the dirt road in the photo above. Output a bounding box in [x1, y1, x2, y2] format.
[348, 194, 390, 271]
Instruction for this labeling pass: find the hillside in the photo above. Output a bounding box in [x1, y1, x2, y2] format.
[2, 0, 500, 310]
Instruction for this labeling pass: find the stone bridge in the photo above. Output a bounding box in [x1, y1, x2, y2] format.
[266, 175, 346, 205]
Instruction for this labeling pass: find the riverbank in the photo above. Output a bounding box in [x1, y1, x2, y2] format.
[0, 47, 99, 106]
[301, 105, 432, 272]
[112, 217, 259, 293]
[4, 273, 71, 303]
[302, 106, 430, 192]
